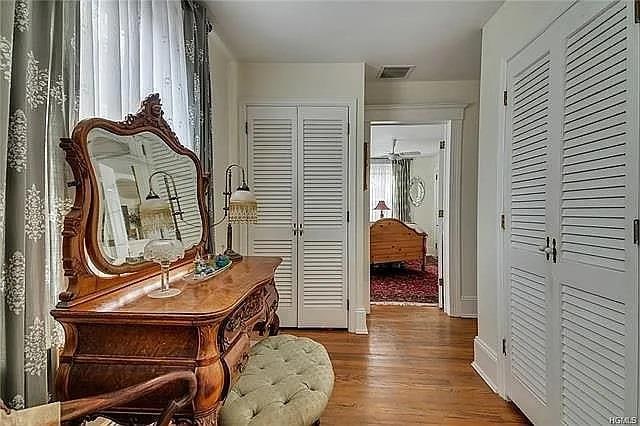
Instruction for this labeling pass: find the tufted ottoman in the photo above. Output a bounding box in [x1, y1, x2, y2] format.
[220, 335, 334, 426]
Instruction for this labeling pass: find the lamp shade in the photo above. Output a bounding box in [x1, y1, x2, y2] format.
[139, 197, 173, 236]
[374, 200, 390, 211]
[229, 187, 257, 224]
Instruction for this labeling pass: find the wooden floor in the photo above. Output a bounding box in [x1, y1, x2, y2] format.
[288, 305, 529, 425]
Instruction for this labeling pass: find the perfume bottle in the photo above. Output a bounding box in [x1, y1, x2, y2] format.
[194, 250, 203, 276]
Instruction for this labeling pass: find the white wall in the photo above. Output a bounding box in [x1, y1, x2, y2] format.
[236, 62, 368, 333]
[209, 33, 238, 252]
[366, 80, 479, 308]
[411, 155, 438, 254]
[474, 0, 572, 395]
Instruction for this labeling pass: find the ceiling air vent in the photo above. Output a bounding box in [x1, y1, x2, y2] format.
[377, 65, 415, 80]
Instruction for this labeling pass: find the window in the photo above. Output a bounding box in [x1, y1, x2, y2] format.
[79, 0, 192, 148]
[370, 160, 394, 221]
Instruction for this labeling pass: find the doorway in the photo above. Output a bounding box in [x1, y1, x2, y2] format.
[368, 124, 443, 306]
[364, 103, 467, 317]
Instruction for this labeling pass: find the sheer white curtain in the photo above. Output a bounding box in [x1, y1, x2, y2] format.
[79, 0, 192, 148]
[370, 160, 394, 222]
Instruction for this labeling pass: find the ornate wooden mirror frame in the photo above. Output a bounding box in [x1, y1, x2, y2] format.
[58, 94, 209, 307]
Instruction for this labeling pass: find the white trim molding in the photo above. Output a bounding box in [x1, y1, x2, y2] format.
[364, 103, 473, 318]
[365, 103, 467, 121]
[472, 336, 500, 394]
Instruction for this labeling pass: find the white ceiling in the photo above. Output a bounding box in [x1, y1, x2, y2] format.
[206, 1, 502, 81]
[371, 124, 444, 158]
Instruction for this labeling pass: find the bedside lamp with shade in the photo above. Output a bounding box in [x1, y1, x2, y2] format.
[212, 164, 258, 261]
[374, 200, 391, 219]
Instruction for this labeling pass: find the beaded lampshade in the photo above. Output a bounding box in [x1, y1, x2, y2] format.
[139, 197, 174, 237]
[228, 186, 257, 224]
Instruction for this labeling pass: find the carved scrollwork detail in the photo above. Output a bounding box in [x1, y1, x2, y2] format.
[223, 336, 232, 350]
[121, 93, 180, 145]
[62, 210, 82, 237]
[59, 137, 90, 180]
[194, 413, 218, 426]
[236, 352, 250, 374]
[58, 291, 75, 302]
[225, 289, 265, 334]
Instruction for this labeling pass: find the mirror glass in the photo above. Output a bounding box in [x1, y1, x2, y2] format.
[409, 177, 425, 207]
[87, 128, 202, 266]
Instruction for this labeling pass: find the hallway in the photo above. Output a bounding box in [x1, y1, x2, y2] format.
[290, 306, 529, 425]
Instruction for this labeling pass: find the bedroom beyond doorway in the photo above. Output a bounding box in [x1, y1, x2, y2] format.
[368, 124, 444, 306]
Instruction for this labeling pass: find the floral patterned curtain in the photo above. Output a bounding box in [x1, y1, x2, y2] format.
[392, 159, 413, 223]
[0, 0, 78, 409]
[183, 0, 215, 253]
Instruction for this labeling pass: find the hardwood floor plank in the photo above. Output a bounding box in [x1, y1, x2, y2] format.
[287, 305, 530, 425]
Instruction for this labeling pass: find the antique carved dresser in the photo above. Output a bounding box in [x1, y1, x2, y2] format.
[51, 94, 280, 425]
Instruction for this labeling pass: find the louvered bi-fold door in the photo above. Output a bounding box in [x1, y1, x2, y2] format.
[554, 2, 638, 423]
[504, 30, 555, 425]
[297, 106, 348, 327]
[247, 106, 298, 327]
[504, 1, 639, 424]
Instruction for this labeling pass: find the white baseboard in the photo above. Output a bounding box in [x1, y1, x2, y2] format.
[351, 308, 368, 334]
[457, 296, 478, 318]
[472, 336, 499, 393]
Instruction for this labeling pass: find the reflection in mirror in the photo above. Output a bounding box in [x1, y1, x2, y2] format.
[87, 128, 202, 266]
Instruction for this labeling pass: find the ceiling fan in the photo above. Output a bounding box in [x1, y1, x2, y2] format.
[384, 138, 421, 160]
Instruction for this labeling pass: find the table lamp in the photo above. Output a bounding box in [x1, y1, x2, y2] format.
[143, 238, 184, 298]
[142, 170, 184, 241]
[212, 164, 257, 261]
[374, 200, 391, 218]
[139, 197, 174, 239]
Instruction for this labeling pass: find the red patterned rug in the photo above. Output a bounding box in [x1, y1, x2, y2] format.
[370, 258, 439, 304]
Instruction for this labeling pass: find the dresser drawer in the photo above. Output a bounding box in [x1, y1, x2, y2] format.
[222, 288, 266, 350]
[224, 332, 250, 388]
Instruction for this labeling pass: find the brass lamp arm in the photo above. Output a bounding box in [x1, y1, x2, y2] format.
[211, 164, 247, 228]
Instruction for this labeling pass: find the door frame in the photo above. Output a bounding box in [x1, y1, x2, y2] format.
[239, 98, 358, 331]
[364, 103, 471, 317]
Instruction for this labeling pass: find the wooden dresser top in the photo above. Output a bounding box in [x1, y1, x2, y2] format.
[51, 256, 281, 323]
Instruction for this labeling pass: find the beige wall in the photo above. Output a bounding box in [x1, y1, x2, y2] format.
[209, 33, 238, 252]
[237, 63, 365, 102]
[475, 0, 572, 393]
[366, 80, 480, 304]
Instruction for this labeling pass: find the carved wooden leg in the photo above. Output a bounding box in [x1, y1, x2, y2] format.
[268, 313, 280, 336]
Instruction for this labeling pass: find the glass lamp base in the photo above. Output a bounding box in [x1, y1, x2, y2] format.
[147, 288, 182, 299]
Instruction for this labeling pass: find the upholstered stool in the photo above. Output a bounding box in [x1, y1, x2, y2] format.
[220, 335, 334, 426]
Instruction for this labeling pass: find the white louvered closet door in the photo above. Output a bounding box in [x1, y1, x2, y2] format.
[247, 106, 299, 327]
[505, 28, 557, 425]
[297, 106, 349, 327]
[553, 2, 638, 423]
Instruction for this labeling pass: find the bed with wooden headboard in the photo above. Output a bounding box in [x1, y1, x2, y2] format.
[370, 218, 427, 271]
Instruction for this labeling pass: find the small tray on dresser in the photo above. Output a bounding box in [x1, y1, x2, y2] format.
[185, 260, 233, 281]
